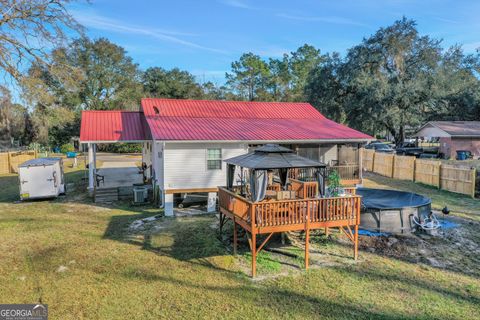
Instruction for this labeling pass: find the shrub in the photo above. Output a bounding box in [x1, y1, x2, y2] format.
[60, 143, 75, 154]
[96, 143, 142, 153]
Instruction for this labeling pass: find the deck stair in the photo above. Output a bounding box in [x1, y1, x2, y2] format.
[95, 187, 119, 203]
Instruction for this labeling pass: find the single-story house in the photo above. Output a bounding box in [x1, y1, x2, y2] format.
[80, 98, 372, 216]
[415, 121, 480, 159]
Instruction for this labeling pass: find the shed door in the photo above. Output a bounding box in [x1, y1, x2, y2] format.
[20, 166, 57, 198]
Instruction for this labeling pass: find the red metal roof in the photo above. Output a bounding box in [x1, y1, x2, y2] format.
[80, 111, 150, 142]
[142, 98, 325, 119]
[141, 98, 372, 141]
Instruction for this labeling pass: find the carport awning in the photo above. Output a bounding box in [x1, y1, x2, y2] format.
[80, 111, 151, 143]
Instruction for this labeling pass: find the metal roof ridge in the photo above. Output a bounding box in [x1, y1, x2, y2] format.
[143, 115, 325, 119]
[141, 97, 312, 104]
[81, 110, 143, 113]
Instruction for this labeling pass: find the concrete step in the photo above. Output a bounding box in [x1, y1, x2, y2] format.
[95, 188, 119, 203]
[96, 190, 118, 196]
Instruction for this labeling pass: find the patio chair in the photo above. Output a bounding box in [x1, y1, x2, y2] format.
[95, 173, 105, 187]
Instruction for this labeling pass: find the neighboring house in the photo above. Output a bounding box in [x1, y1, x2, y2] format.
[416, 121, 480, 159]
[80, 98, 372, 216]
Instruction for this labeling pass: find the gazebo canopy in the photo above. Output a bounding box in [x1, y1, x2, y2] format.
[224, 144, 326, 169]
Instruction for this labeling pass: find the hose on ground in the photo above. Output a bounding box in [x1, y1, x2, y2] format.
[412, 212, 441, 230]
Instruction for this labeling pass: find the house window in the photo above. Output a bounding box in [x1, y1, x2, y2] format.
[207, 148, 222, 170]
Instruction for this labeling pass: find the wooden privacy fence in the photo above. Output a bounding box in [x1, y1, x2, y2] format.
[440, 165, 476, 196]
[393, 155, 416, 181]
[362, 150, 476, 198]
[415, 159, 440, 187]
[372, 153, 395, 178]
[363, 149, 375, 172]
[0, 150, 37, 174]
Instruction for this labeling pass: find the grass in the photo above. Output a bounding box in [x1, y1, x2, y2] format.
[244, 251, 282, 273]
[0, 166, 479, 319]
[363, 172, 480, 221]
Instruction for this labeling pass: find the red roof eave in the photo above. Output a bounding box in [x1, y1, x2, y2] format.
[80, 110, 150, 143]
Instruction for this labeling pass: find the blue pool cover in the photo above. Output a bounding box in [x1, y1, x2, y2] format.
[356, 229, 390, 237]
[438, 220, 458, 229]
[356, 188, 431, 210]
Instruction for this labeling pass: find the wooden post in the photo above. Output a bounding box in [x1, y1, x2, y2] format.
[354, 198, 359, 260]
[438, 162, 442, 189]
[233, 218, 237, 256]
[358, 146, 363, 182]
[371, 151, 376, 174]
[409, 156, 413, 181]
[391, 155, 395, 178]
[219, 211, 223, 234]
[354, 224, 359, 260]
[7, 152, 12, 173]
[305, 201, 310, 270]
[472, 168, 477, 199]
[251, 204, 256, 278]
[251, 231, 256, 278]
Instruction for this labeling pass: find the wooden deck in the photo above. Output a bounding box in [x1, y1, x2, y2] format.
[218, 181, 361, 277]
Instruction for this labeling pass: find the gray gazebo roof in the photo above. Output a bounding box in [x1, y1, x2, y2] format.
[224, 144, 326, 170]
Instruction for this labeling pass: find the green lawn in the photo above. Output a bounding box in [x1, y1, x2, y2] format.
[0, 166, 479, 319]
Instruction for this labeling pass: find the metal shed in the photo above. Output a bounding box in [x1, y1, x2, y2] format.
[18, 158, 65, 200]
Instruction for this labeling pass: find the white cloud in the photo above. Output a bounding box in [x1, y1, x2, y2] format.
[433, 17, 460, 24]
[219, 0, 252, 9]
[277, 13, 368, 27]
[72, 10, 227, 54]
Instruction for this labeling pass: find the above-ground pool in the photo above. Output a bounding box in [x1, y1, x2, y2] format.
[356, 188, 432, 234]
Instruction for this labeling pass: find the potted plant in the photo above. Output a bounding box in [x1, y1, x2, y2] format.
[326, 170, 344, 197]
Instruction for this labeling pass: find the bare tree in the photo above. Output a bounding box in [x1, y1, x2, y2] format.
[0, 0, 83, 81]
[0, 85, 13, 143]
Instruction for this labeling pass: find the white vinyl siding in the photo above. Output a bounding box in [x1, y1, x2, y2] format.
[163, 142, 247, 190]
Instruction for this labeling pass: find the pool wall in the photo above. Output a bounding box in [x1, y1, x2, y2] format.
[360, 205, 431, 234]
[357, 188, 432, 234]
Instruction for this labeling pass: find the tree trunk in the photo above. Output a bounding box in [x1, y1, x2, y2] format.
[393, 125, 405, 146]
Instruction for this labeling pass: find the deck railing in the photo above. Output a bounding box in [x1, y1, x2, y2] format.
[327, 165, 360, 181]
[218, 186, 361, 231]
[218, 187, 253, 221]
[289, 179, 318, 198]
[253, 196, 360, 228]
[288, 164, 361, 184]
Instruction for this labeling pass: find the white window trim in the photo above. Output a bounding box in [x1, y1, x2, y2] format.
[206, 148, 222, 170]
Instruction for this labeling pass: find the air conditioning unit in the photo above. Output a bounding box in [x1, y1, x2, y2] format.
[133, 186, 147, 204]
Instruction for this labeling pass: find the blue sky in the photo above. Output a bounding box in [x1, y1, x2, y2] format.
[62, 0, 480, 85]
